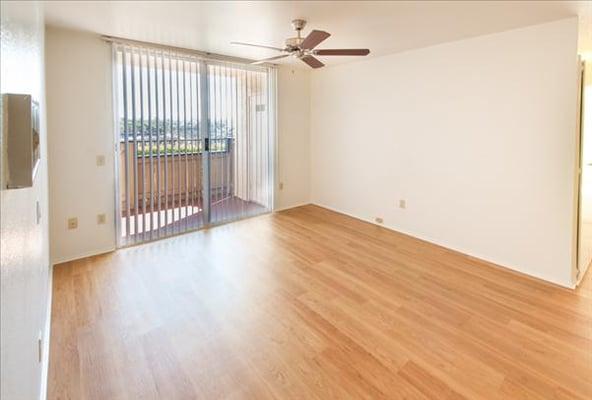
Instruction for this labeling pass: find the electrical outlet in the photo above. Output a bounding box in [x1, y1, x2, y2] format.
[97, 213, 106, 224]
[375, 217, 384, 224]
[96, 155, 105, 166]
[399, 199, 406, 209]
[67, 217, 78, 230]
[279, 182, 284, 190]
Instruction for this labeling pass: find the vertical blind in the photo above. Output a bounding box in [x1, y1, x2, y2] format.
[113, 43, 276, 246]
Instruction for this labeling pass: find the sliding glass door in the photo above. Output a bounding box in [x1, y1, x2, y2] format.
[206, 63, 273, 225]
[114, 44, 275, 246]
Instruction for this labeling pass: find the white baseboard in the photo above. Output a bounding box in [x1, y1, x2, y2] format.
[576, 259, 591, 287]
[274, 202, 311, 212]
[39, 264, 53, 400]
[51, 246, 116, 266]
[311, 202, 575, 289]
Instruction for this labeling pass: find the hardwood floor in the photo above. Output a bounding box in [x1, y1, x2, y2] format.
[48, 205, 592, 400]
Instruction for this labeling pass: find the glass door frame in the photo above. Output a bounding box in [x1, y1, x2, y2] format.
[113, 46, 276, 248]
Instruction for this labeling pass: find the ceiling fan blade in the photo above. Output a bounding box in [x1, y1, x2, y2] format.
[300, 30, 331, 50]
[299, 55, 325, 69]
[230, 41, 285, 52]
[314, 49, 370, 56]
[251, 54, 290, 65]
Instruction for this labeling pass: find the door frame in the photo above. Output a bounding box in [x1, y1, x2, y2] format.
[573, 58, 586, 285]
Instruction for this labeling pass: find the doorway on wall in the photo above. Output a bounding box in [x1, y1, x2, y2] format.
[113, 43, 276, 246]
[577, 59, 592, 283]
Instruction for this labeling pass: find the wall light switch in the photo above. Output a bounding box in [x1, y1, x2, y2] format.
[67, 217, 78, 230]
[38, 331, 43, 363]
[96, 155, 105, 166]
[399, 200, 406, 209]
[279, 182, 284, 190]
[97, 213, 106, 225]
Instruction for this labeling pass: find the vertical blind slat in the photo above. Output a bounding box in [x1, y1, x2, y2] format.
[222, 63, 228, 222]
[182, 60, 188, 230]
[131, 49, 139, 242]
[168, 55, 174, 233]
[199, 60, 210, 225]
[169, 55, 175, 234]
[155, 51, 162, 237]
[226, 64, 231, 221]
[188, 61, 195, 223]
[163, 53, 169, 232]
[175, 56, 181, 233]
[248, 69, 253, 217]
[147, 50, 154, 239]
[139, 49, 146, 239]
[195, 62, 199, 225]
[214, 64, 219, 221]
[122, 47, 131, 240]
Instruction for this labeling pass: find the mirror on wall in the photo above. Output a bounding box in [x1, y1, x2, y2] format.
[1, 93, 40, 189]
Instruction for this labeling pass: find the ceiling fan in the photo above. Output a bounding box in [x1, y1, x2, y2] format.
[231, 19, 370, 69]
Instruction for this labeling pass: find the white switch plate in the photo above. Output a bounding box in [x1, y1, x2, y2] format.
[38, 331, 42, 363]
[36, 200, 41, 224]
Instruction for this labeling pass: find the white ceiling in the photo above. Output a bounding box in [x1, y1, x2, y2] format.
[44, 1, 592, 67]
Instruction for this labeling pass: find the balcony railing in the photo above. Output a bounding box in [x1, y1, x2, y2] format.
[119, 139, 234, 216]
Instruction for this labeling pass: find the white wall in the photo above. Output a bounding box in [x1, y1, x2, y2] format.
[46, 27, 116, 264]
[46, 28, 311, 262]
[276, 66, 311, 210]
[310, 18, 580, 288]
[0, 2, 50, 399]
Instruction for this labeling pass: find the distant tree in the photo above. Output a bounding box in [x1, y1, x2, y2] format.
[119, 118, 233, 141]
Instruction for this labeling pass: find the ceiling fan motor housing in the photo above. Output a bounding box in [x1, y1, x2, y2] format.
[286, 19, 307, 50]
[285, 37, 304, 49]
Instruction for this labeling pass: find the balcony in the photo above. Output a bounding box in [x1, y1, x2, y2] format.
[118, 139, 268, 244]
